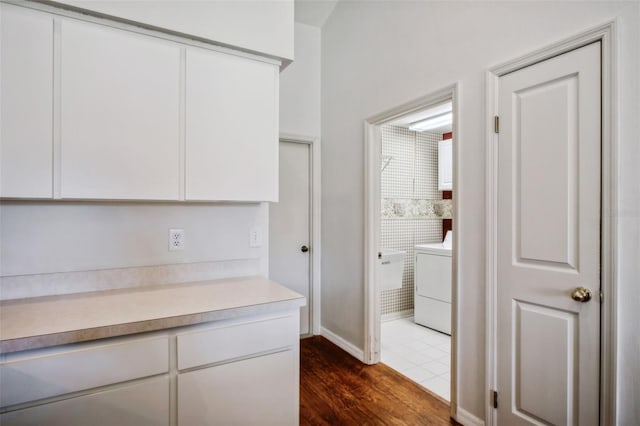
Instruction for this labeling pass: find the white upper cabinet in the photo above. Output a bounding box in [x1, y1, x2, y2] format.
[438, 138, 453, 191]
[1, 4, 280, 202]
[0, 5, 53, 198]
[60, 20, 181, 200]
[185, 49, 278, 202]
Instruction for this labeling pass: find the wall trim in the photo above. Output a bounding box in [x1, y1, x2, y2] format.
[454, 407, 485, 426]
[277, 133, 322, 337]
[363, 83, 461, 422]
[485, 20, 617, 426]
[321, 327, 364, 362]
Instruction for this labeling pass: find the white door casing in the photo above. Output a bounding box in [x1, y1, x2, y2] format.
[496, 42, 601, 425]
[270, 140, 311, 335]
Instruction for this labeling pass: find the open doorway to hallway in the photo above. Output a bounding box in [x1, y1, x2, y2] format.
[364, 87, 458, 408]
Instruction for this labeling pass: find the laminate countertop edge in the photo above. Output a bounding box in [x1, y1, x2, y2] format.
[0, 276, 305, 354]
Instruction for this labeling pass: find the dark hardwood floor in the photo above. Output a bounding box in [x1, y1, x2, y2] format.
[300, 336, 460, 425]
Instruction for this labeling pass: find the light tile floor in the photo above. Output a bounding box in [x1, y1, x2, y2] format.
[381, 316, 451, 401]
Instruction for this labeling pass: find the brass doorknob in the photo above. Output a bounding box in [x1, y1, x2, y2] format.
[571, 287, 592, 302]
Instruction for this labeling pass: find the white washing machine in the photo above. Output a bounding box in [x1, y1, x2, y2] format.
[414, 242, 452, 334]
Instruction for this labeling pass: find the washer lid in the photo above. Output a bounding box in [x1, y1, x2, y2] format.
[415, 243, 452, 256]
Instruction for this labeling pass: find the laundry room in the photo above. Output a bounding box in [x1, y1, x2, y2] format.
[376, 101, 454, 400]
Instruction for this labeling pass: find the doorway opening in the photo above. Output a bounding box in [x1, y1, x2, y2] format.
[364, 85, 459, 412]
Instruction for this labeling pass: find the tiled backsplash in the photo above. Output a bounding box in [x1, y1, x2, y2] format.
[380, 125, 443, 316]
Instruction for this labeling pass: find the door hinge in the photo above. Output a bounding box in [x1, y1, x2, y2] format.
[494, 116, 500, 134]
[492, 390, 498, 409]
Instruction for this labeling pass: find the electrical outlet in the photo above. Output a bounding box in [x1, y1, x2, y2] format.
[169, 229, 185, 251]
[249, 226, 262, 248]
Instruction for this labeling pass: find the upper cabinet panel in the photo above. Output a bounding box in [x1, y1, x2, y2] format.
[50, 0, 294, 61]
[185, 49, 278, 202]
[438, 139, 453, 191]
[0, 5, 53, 198]
[60, 20, 181, 200]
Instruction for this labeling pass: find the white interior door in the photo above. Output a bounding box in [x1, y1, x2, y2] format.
[269, 141, 311, 335]
[496, 42, 601, 425]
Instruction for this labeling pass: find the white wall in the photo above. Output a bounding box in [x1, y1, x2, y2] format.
[280, 22, 321, 137]
[48, 0, 294, 60]
[320, 1, 639, 421]
[0, 202, 267, 277]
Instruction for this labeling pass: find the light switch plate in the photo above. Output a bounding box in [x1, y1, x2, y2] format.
[249, 226, 262, 248]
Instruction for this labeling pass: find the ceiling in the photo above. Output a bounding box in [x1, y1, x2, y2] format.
[295, 0, 339, 27]
[387, 101, 453, 134]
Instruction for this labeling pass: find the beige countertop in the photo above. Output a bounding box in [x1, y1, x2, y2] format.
[0, 276, 305, 354]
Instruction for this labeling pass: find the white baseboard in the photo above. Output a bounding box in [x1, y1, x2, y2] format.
[320, 327, 364, 362]
[381, 309, 414, 322]
[454, 407, 485, 426]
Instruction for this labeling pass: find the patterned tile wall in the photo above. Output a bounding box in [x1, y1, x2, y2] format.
[380, 125, 443, 316]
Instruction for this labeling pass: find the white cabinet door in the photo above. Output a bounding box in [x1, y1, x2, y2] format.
[60, 20, 181, 200]
[438, 139, 452, 191]
[178, 350, 297, 426]
[185, 48, 278, 202]
[0, 376, 169, 426]
[0, 5, 53, 198]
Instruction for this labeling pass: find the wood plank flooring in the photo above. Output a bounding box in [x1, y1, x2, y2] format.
[300, 336, 460, 425]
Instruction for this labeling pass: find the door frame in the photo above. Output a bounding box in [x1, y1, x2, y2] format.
[485, 22, 618, 425]
[363, 83, 460, 417]
[277, 134, 322, 336]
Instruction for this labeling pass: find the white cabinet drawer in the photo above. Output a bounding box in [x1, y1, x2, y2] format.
[178, 350, 296, 426]
[0, 336, 168, 408]
[177, 314, 296, 370]
[0, 376, 169, 426]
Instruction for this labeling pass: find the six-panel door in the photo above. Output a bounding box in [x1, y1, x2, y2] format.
[496, 42, 601, 426]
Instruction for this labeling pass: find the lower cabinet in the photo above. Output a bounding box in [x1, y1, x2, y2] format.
[0, 377, 169, 426]
[179, 350, 297, 426]
[0, 312, 300, 426]
[177, 313, 299, 426]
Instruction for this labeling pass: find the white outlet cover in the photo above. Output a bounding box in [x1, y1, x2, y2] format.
[169, 228, 185, 251]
